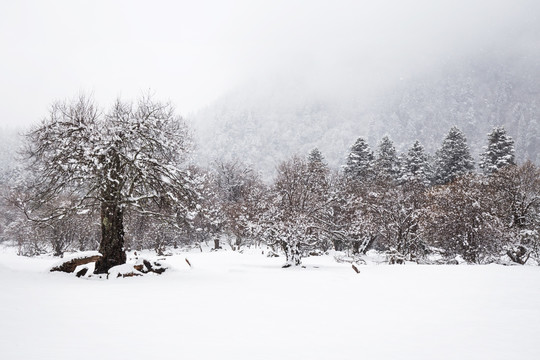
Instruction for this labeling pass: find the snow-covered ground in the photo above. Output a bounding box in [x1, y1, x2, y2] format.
[1, 247, 539, 360]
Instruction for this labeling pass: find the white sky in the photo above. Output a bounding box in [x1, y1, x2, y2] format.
[0, 0, 538, 127]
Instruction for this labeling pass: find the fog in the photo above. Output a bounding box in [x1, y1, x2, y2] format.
[0, 0, 538, 128]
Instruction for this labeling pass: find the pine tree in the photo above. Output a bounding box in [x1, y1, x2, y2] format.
[434, 126, 475, 184]
[343, 137, 374, 181]
[400, 140, 432, 186]
[374, 136, 399, 181]
[307, 148, 327, 175]
[307, 148, 329, 194]
[479, 126, 515, 174]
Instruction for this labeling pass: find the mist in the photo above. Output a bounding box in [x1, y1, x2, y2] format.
[1, 0, 538, 130]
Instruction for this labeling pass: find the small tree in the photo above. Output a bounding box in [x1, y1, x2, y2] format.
[479, 126, 515, 174]
[367, 178, 427, 261]
[259, 152, 332, 267]
[23, 95, 195, 273]
[332, 176, 378, 255]
[306, 148, 330, 202]
[213, 159, 264, 249]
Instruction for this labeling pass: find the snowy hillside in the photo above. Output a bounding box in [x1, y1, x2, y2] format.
[1, 248, 540, 360]
[190, 45, 540, 180]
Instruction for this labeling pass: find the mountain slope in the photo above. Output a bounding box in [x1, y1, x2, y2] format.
[191, 45, 540, 179]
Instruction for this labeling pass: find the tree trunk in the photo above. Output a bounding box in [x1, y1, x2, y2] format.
[94, 201, 126, 274]
[333, 238, 343, 251]
[281, 240, 302, 267]
[352, 240, 361, 254]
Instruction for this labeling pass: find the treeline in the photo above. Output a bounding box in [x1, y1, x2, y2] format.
[195, 125, 539, 266]
[0, 100, 538, 266]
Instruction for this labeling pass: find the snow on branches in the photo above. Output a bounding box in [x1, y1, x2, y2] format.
[22, 94, 196, 272]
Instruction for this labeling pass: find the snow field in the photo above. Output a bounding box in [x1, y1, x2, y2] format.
[1, 249, 539, 360]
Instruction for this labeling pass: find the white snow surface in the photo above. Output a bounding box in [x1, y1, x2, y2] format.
[1, 247, 540, 360]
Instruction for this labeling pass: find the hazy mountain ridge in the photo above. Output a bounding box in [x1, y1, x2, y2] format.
[191, 49, 540, 179]
[191, 87, 372, 179]
[368, 51, 540, 163]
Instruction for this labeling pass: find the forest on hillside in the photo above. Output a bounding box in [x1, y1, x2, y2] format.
[193, 49, 540, 179]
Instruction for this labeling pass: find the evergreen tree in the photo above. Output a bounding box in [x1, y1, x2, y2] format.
[307, 148, 327, 175]
[479, 126, 515, 174]
[374, 136, 399, 181]
[400, 140, 432, 186]
[307, 148, 329, 194]
[434, 126, 474, 184]
[343, 137, 374, 181]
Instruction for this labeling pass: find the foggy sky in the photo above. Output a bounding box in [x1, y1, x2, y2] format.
[1, 0, 538, 128]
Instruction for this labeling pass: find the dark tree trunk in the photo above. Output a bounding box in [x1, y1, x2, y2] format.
[333, 238, 343, 251]
[281, 240, 302, 267]
[352, 240, 361, 254]
[95, 201, 126, 273]
[94, 150, 127, 274]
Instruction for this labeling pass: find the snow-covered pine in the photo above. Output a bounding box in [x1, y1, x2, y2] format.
[343, 137, 374, 182]
[374, 136, 400, 182]
[479, 126, 515, 174]
[433, 126, 475, 185]
[306, 148, 330, 199]
[399, 140, 432, 186]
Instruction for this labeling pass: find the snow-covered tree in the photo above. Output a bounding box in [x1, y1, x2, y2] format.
[488, 161, 540, 262]
[23, 95, 195, 273]
[259, 156, 312, 266]
[343, 137, 374, 182]
[307, 148, 326, 173]
[420, 174, 504, 263]
[479, 126, 515, 174]
[259, 152, 333, 266]
[367, 179, 427, 261]
[400, 140, 432, 186]
[327, 178, 377, 254]
[374, 136, 400, 181]
[307, 148, 330, 198]
[434, 126, 474, 184]
[187, 167, 227, 250]
[213, 159, 265, 249]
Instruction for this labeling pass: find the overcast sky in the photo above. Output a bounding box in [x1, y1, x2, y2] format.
[0, 0, 538, 128]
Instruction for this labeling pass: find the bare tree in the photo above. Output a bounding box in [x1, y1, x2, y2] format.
[488, 161, 540, 262]
[257, 153, 333, 266]
[367, 180, 427, 261]
[420, 175, 504, 263]
[213, 159, 263, 249]
[22, 95, 195, 273]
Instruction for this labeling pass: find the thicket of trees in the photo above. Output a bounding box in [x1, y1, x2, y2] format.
[1, 96, 539, 269]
